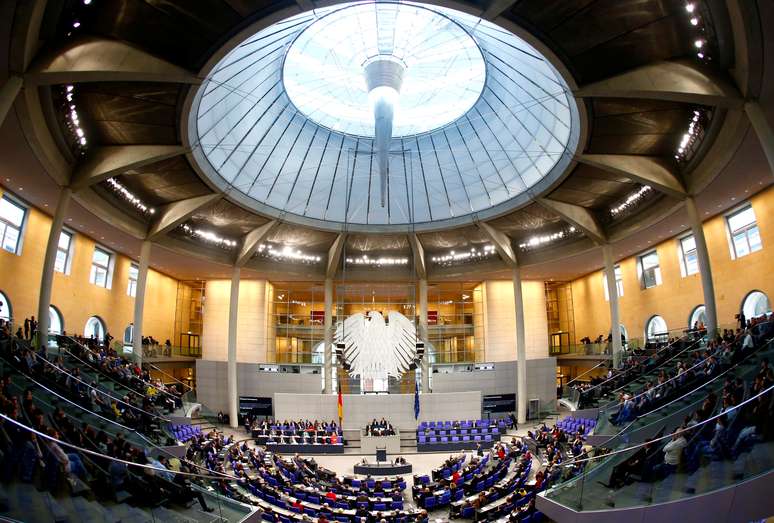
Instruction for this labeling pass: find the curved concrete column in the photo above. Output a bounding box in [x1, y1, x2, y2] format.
[419, 278, 429, 393]
[603, 245, 623, 368]
[131, 240, 152, 364]
[0, 76, 22, 128]
[37, 187, 72, 349]
[512, 265, 527, 424]
[227, 266, 241, 428]
[323, 277, 333, 394]
[685, 197, 718, 336]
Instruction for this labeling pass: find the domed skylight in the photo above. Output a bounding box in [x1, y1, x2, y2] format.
[188, 1, 579, 231]
[282, 2, 486, 137]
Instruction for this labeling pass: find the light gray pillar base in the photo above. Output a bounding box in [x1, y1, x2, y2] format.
[227, 266, 241, 428]
[603, 245, 623, 368]
[685, 197, 718, 336]
[512, 266, 527, 424]
[323, 277, 333, 394]
[37, 187, 72, 350]
[132, 240, 152, 364]
[419, 278, 429, 393]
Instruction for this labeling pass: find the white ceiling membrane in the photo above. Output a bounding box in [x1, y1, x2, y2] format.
[191, 1, 578, 229]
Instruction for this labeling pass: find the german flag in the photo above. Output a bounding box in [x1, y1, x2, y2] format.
[337, 383, 343, 425]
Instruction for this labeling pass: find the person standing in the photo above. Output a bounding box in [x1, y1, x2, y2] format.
[24, 317, 30, 340]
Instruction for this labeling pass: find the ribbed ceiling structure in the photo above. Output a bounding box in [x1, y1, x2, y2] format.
[189, 1, 579, 231]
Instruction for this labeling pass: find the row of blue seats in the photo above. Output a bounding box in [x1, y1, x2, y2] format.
[418, 419, 510, 429]
[169, 423, 201, 442]
[417, 427, 501, 436]
[418, 434, 494, 444]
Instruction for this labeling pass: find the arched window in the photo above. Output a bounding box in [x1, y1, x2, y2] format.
[619, 324, 628, 343]
[689, 305, 707, 329]
[742, 291, 771, 321]
[0, 291, 11, 322]
[84, 316, 107, 342]
[645, 315, 668, 342]
[48, 305, 63, 335]
[123, 324, 134, 346]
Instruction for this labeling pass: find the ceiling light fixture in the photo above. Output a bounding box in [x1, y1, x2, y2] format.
[610, 186, 652, 216]
[430, 245, 496, 266]
[106, 178, 155, 215]
[518, 226, 577, 250]
[180, 223, 238, 249]
[61, 85, 87, 152]
[345, 255, 409, 266]
[257, 243, 321, 263]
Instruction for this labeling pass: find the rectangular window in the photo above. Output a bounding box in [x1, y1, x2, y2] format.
[603, 265, 624, 301]
[0, 196, 26, 254]
[89, 247, 112, 288]
[127, 263, 138, 297]
[727, 205, 762, 258]
[679, 235, 699, 276]
[54, 231, 73, 274]
[639, 251, 662, 289]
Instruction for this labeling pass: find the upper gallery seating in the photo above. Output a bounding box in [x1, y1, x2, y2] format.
[541, 315, 774, 514]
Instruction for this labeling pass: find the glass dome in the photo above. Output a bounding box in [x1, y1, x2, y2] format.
[188, 1, 580, 230]
[282, 3, 486, 137]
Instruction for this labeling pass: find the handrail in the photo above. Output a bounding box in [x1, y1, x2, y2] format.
[143, 358, 193, 392]
[566, 360, 608, 387]
[58, 343, 159, 403]
[29, 349, 170, 422]
[552, 380, 774, 470]
[615, 337, 774, 429]
[60, 335, 180, 402]
[579, 336, 695, 397]
[605, 337, 704, 397]
[0, 412, 237, 481]
[1, 358, 229, 479]
[598, 343, 715, 412]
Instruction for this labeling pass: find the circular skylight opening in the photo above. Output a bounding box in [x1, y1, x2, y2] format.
[282, 3, 486, 137]
[188, 1, 581, 230]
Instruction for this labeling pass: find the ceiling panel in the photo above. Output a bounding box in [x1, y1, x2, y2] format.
[121, 156, 212, 205]
[188, 199, 269, 237]
[75, 83, 179, 146]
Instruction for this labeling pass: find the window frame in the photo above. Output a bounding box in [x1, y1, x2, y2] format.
[637, 250, 662, 289]
[726, 204, 762, 259]
[602, 264, 624, 301]
[89, 246, 114, 289]
[678, 234, 699, 277]
[0, 194, 28, 255]
[54, 229, 74, 275]
[127, 263, 139, 297]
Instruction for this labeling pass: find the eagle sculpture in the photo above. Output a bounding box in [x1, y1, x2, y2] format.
[335, 310, 420, 381]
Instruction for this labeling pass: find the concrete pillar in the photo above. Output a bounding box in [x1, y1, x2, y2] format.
[745, 101, 774, 178]
[0, 76, 22, 128]
[37, 187, 72, 350]
[685, 197, 718, 336]
[603, 244, 623, 368]
[131, 240, 151, 364]
[512, 265, 527, 424]
[227, 266, 241, 428]
[418, 279, 429, 393]
[323, 277, 333, 394]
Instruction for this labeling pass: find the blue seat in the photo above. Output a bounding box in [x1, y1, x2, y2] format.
[357, 502, 369, 511]
[461, 506, 475, 518]
[374, 503, 386, 511]
[424, 496, 437, 509]
[390, 501, 402, 510]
